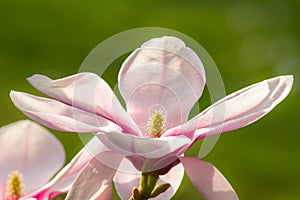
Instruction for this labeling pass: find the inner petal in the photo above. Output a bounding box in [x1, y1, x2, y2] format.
[125, 82, 185, 134]
[119, 37, 206, 134]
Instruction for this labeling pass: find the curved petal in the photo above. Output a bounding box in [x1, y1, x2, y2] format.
[0, 120, 65, 194]
[22, 136, 105, 200]
[65, 152, 123, 200]
[27, 73, 141, 136]
[10, 91, 121, 133]
[180, 157, 238, 200]
[119, 36, 205, 133]
[114, 158, 184, 200]
[113, 159, 140, 200]
[164, 75, 293, 140]
[22, 149, 90, 200]
[97, 132, 190, 159]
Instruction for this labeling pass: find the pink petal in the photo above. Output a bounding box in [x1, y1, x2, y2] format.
[164, 75, 293, 140]
[10, 91, 121, 133]
[21, 151, 90, 200]
[114, 158, 184, 200]
[0, 120, 65, 194]
[118, 36, 205, 134]
[22, 136, 108, 200]
[180, 157, 238, 200]
[27, 73, 141, 136]
[113, 159, 140, 200]
[65, 152, 123, 200]
[97, 132, 190, 159]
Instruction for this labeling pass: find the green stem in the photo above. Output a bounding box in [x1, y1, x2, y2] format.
[129, 172, 163, 200]
[139, 172, 159, 198]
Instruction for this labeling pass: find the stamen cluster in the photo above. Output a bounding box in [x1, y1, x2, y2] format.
[147, 110, 166, 138]
[5, 171, 24, 200]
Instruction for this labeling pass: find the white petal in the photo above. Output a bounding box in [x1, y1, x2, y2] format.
[180, 157, 239, 200]
[113, 159, 140, 200]
[65, 152, 123, 200]
[10, 91, 120, 133]
[164, 75, 293, 140]
[119, 36, 205, 133]
[0, 120, 65, 193]
[27, 73, 141, 136]
[97, 132, 190, 159]
[23, 136, 110, 199]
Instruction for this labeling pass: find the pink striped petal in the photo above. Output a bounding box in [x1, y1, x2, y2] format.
[0, 120, 65, 194]
[10, 91, 121, 133]
[65, 152, 123, 200]
[114, 158, 184, 200]
[22, 149, 90, 200]
[22, 136, 107, 200]
[97, 132, 190, 159]
[119, 36, 205, 134]
[180, 157, 238, 200]
[27, 73, 141, 136]
[164, 75, 293, 140]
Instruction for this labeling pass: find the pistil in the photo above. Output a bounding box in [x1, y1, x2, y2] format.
[147, 110, 166, 138]
[5, 170, 25, 200]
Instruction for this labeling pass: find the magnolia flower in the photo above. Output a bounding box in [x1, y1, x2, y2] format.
[0, 120, 100, 200]
[10, 36, 293, 200]
[0, 120, 65, 200]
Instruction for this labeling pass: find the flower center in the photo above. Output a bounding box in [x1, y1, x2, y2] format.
[147, 110, 166, 138]
[5, 170, 25, 200]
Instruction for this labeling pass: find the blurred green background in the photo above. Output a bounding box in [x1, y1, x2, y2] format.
[0, 0, 299, 199]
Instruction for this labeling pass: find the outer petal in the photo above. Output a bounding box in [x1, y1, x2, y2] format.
[97, 132, 190, 159]
[164, 75, 293, 140]
[119, 36, 205, 133]
[180, 157, 239, 200]
[10, 91, 121, 133]
[114, 158, 184, 200]
[22, 136, 106, 200]
[0, 120, 65, 194]
[65, 152, 123, 200]
[27, 73, 141, 136]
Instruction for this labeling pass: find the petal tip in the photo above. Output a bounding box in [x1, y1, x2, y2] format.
[277, 75, 294, 95]
[282, 75, 294, 85]
[141, 36, 186, 50]
[9, 90, 18, 99]
[26, 74, 49, 87]
[10, 90, 23, 104]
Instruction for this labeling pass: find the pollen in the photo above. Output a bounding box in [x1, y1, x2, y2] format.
[147, 110, 166, 138]
[5, 170, 25, 200]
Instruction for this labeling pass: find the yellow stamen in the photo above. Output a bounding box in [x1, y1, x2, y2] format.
[6, 170, 24, 199]
[147, 110, 166, 137]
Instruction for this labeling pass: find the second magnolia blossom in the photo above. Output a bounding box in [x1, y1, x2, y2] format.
[10, 36, 293, 199]
[0, 121, 105, 200]
[0, 120, 65, 200]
